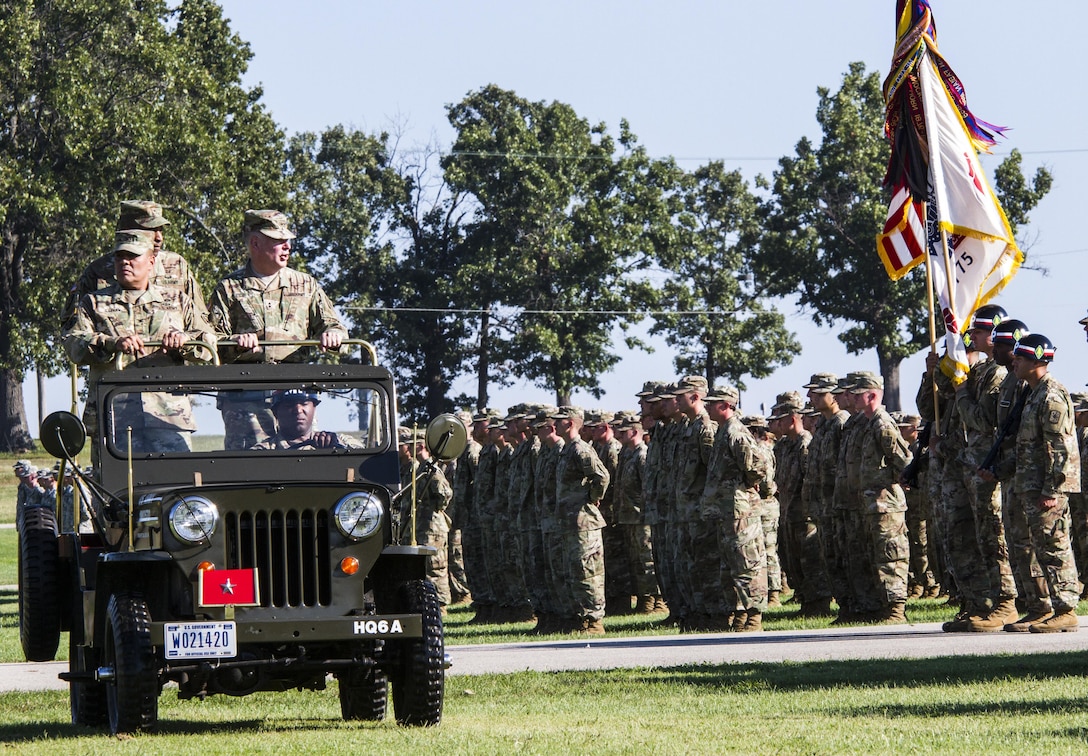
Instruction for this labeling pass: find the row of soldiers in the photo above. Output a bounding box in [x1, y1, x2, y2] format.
[427, 304, 1086, 636]
[12, 460, 93, 534]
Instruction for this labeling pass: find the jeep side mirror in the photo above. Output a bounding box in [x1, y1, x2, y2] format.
[40, 411, 87, 459]
[424, 413, 467, 462]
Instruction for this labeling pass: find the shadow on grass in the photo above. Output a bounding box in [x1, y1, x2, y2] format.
[648, 650, 1088, 698]
[0, 715, 392, 743]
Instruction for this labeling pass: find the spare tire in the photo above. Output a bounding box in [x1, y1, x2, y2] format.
[19, 506, 61, 662]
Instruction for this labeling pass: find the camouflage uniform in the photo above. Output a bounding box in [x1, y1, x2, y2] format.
[674, 403, 718, 622]
[399, 456, 453, 605]
[857, 403, 912, 614]
[803, 377, 849, 613]
[701, 412, 768, 617]
[554, 421, 610, 625]
[536, 434, 567, 623]
[1013, 372, 1082, 612]
[66, 249, 208, 326]
[612, 420, 660, 606]
[955, 357, 1018, 609]
[209, 262, 347, 449]
[832, 379, 871, 617]
[589, 413, 630, 613]
[64, 279, 215, 461]
[467, 430, 500, 615]
[449, 436, 481, 603]
[1070, 402, 1088, 586]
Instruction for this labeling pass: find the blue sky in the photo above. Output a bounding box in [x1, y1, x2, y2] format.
[31, 1, 1088, 423]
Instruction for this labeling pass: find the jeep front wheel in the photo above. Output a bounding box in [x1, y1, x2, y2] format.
[104, 592, 159, 734]
[389, 580, 444, 726]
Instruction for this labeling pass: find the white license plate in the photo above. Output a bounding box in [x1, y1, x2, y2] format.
[164, 621, 237, 660]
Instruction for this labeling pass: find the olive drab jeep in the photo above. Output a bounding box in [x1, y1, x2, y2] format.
[25, 340, 466, 734]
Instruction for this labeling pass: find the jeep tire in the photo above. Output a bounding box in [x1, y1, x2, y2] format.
[104, 592, 159, 734]
[389, 579, 444, 726]
[18, 507, 61, 662]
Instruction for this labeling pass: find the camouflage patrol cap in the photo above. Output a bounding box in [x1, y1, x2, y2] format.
[113, 229, 156, 256]
[636, 380, 665, 398]
[644, 383, 672, 403]
[549, 406, 584, 421]
[849, 372, 884, 393]
[117, 200, 170, 230]
[831, 373, 860, 395]
[470, 408, 493, 423]
[672, 375, 709, 396]
[740, 414, 768, 428]
[802, 372, 838, 393]
[584, 410, 615, 426]
[769, 391, 805, 419]
[706, 383, 740, 405]
[243, 209, 296, 240]
[1071, 392, 1088, 413]
[530, 405, 559, 428]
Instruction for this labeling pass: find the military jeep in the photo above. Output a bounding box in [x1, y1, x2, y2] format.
[29, 346, 465, 734]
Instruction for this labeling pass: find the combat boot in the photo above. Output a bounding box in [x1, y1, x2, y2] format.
[579, 617, 606, 636]
[767, 590, 782, 608]
[965, 598, 1019, 632]
[1028, 608, 1080, 633]
[879, 601, 906, 624]
[941, 608, 974, 633]
[737, 610, 763, 633]
[1003, 609, 1053, 633]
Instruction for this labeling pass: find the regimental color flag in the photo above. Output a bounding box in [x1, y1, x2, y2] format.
[881, 0, 1023, 383]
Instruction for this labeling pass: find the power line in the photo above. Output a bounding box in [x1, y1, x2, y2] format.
[347, 305, 739, 316]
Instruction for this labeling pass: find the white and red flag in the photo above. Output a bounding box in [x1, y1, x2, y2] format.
[880, 0, 1022, 383]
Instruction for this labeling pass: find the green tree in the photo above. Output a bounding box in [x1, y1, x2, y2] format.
[755, 62, 1050, 409]
[651, 162, 800, 389]
[444, 86, 676, 406]
[0, 0, 287, 451]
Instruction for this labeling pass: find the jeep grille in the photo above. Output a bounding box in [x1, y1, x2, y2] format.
[226, 509, 332, 607]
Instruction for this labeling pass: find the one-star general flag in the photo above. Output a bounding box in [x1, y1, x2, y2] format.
[199, 567, 260, 607]
[881, 0, 1023, 382]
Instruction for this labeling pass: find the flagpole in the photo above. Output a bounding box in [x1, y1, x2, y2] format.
[922, 202, 940, 436]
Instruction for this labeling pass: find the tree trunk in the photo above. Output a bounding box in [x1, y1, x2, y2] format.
[877, 348, 902, 412]
[476, 310, 490, 410]
[0, 369, 34, 452]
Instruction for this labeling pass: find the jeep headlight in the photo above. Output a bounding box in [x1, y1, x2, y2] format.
[334, 492, 383, 539]
[168, 496, 219, 544]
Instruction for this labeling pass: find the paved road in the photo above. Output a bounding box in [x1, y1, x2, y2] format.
[3, 618, 1086, 692]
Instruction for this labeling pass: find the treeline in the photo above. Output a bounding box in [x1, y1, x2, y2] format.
[0, 2, 1051, 449]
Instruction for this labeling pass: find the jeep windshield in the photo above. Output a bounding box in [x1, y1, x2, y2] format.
[102, 384, 390, 457]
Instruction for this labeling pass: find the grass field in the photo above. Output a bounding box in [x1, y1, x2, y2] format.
[2, 651, 1088, 752]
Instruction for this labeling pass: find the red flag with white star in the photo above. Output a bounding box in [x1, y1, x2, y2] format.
[198, 568, 260, 606]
